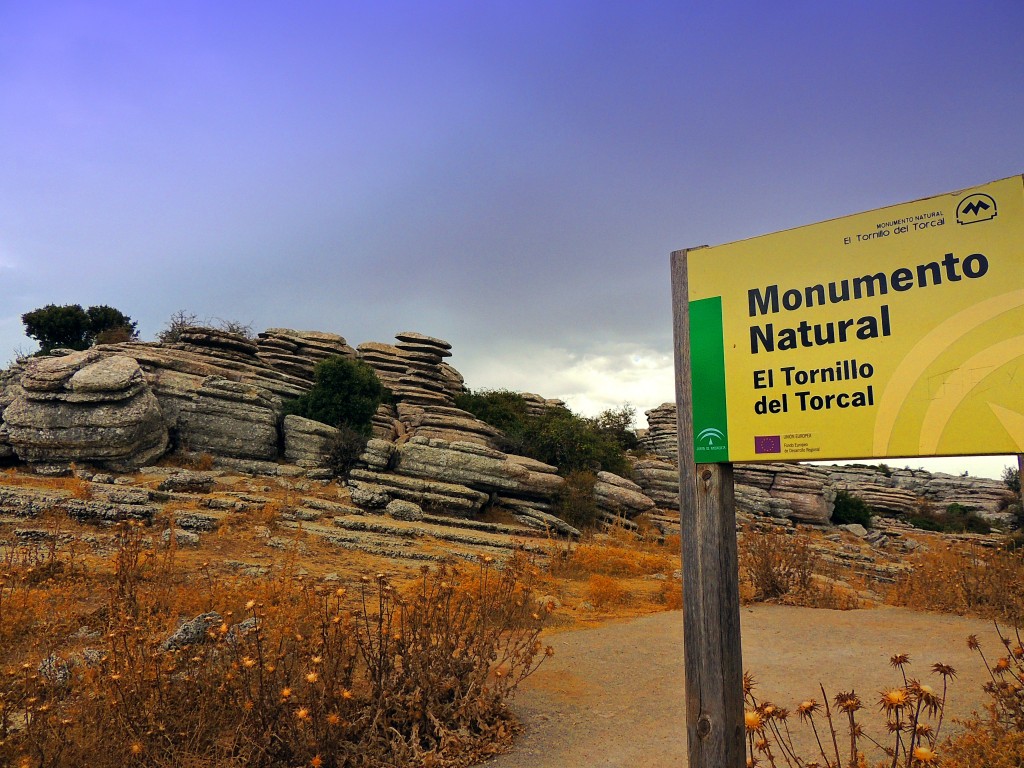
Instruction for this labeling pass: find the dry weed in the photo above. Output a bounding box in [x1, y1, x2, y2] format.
[586, 574, 630, 608]
[745, 654, 956, 767]
[0, 526, 552, 767]
[888, 544, 1024, 625]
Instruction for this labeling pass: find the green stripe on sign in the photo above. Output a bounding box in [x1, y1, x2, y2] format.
[689, 296, 730, 463]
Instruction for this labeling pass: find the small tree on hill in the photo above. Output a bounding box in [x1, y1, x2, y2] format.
[284, 356, 387, 436]
[22, 303, 138, 353]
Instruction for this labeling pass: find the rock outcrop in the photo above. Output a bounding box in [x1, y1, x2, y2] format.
[283, 415, 339, 469]
[639, 402, 679, 462]
[176, 377, 281, 462]
[3, 352, 168, 470]
[593, 471, 656, 521]
[632, 458, 681, 510]
[257, 328, 356, 382]
[636, 403, 1017, 527]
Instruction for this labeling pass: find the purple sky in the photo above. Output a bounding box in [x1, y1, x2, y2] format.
[1, 2, 1021, 478]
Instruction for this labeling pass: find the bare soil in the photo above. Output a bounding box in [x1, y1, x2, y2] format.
[485, 605, 998, 768]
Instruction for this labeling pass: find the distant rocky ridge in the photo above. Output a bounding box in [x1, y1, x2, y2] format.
[0, 332, 1015, 534]
[636, 402, 1016, 527]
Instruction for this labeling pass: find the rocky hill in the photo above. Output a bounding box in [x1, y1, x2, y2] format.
[637, 402, 1017, 528]
[0, 329, 1016, 535]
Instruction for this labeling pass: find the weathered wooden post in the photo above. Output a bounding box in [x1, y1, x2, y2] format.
[671, 248, 745, 768]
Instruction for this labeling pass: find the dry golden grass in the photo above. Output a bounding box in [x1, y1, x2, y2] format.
[0, 522, 552, 767]
[886, 543, 1024, 625]
[738, 531, 862, 611]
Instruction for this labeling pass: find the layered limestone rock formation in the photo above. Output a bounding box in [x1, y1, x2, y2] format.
[0, 329, 1011, 537]
[635, 403, 1017, 526]
[632, 458, 681, 511]
[282, 415, 339, 469]
[639, 402, 678, 462]
[826, 464, 1014, 524]
[3, 352, 168, 470]
[257, 328, 356, 382]
[733, 463, 836, 524]
[356, 333, 504, 449]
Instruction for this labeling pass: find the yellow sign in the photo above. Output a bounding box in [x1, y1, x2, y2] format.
[686, 175, 1024, 463]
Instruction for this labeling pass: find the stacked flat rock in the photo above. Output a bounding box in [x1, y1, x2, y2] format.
[3, 351, 168, 470]
[632, 458, 681, 510]
[0, 365, 24, 459]
[371, 403, 401, 441]
[357, 342, 453, 407]
[641, 403, 679, 462]
[826, 465, 1014, 523]
[734, 463, 836, 524]
[389, 436, 564, 502]
[438, 363, 466, 399]
[257, 329, 356, 383]
[519, 392, 567, 418]
[176, 327, 261, 363]
[106, 341, 311, 399]
[395, 403, 502, 448]
[593, 471, 656, 522]
[734, 483, 794, 520]
[282, 415, 339, 469]
[347, 468, 490, 518]
[176, 377, 281, 461]
[825, 466, 918, 515]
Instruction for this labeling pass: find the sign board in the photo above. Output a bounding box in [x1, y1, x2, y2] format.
[687, 175, 1024, 463]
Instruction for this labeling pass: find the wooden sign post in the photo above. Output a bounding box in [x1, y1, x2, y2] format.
[670, 177, 1024, 767]
[671, 248, 745, 768]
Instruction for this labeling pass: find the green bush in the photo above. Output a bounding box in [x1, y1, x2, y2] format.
[284, 356, 386, 436]
[455, 390, 634, 476]
[21, 303, 137, 353]
[830, 490, 874, 527]
[905, 501, 992, 534]
[1004, 465, 1021, 495]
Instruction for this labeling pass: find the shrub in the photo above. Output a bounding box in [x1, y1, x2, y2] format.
[0, 533, 552, 767]
[830, 490, 873, 527]
[327, 423, 370, 479]
[906, 501, 992, 534]
[157, 310, 255, 343]
[456, 389, 634, 476]
[1003, 464, 1020, 496]
[21, 303, 137, 353]
[888, 543, 1024, 624]
[284, 356, 386, 436]
[739, 532, 816, 602]
[555, 470, 600, 529]
[586, 573, 629, 607]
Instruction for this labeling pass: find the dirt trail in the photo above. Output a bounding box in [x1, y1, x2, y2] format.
[485, 605, 998, 768]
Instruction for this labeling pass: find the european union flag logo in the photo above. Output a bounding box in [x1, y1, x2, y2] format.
[754, 435, 781, 454]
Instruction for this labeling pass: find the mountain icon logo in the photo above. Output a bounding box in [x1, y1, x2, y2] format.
[697, 427, 725, 447]
[956, 193, 997, 225]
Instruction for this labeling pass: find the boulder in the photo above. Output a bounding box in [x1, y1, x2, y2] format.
[386, 499, 424, 522]
[393, 437, 564, 501]
[282, 414, 339, 468]
[176, 377, 281, 461]
[157, 471, 216, 494]
[593, 471, 656, 519]
[4, 353, 168, 470]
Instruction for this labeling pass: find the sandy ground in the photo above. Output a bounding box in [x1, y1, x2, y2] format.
[485, 605, 1000, 768]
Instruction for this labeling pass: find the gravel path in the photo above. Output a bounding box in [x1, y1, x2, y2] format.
[485, 605, 999, 768]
